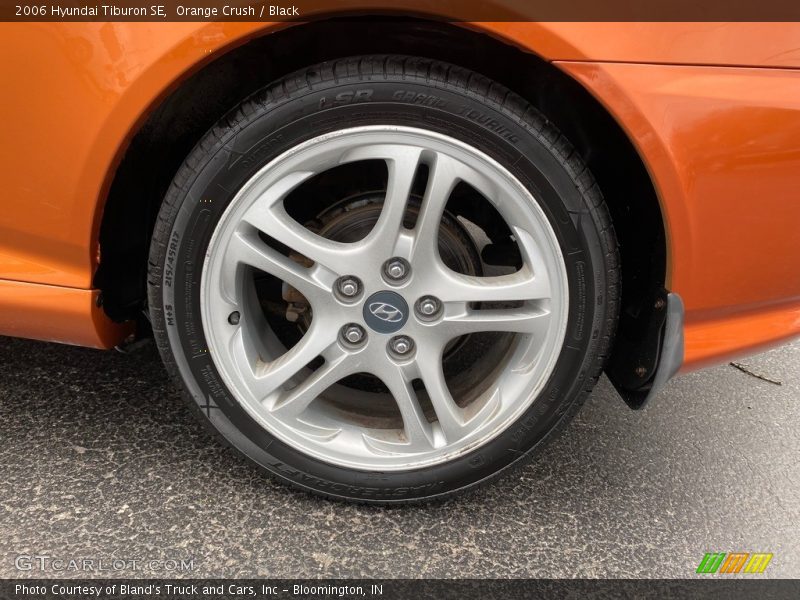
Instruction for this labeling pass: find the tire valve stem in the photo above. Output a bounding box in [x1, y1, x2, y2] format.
[228, 311, 240, 325]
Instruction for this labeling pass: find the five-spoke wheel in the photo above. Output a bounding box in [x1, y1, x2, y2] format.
[149, 55, 617, 501]
[201, 127, 568, 470]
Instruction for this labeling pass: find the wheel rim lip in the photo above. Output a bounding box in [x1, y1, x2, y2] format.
[200, 125, 569, 471]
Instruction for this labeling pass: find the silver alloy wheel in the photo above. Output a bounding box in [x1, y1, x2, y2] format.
[201, 126, 568, 471]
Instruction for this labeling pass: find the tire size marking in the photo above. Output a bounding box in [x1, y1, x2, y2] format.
[164, 230, 181, 288]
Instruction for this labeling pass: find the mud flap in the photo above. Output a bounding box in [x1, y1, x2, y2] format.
[606, 290, 685, 409]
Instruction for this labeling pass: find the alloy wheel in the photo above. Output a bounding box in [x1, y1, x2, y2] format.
[201, 126, 569, 470]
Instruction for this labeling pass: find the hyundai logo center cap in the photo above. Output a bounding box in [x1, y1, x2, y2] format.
[363, 291, 409, 334]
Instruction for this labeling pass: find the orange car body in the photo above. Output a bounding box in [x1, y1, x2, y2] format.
[1, 19, 799, 372]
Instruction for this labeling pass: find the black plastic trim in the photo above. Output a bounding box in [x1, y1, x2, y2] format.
[606, 291, 685, 409]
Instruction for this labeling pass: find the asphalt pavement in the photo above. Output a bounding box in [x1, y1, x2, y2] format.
[1, 335, 798, 578]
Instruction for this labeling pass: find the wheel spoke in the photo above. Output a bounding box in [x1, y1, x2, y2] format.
[270, 347, 355, 420]
[241, 173, 359, 276]
[408, 153, 463, 264]
[441, 303, 552, 337]
[233, 323, 338, 403]
[381, 367, 436, 451]
[429, 267, 550, 304]
[414, 346, 467, 444]
[222, 230, 333, 303]
[355, 145, 424, 257]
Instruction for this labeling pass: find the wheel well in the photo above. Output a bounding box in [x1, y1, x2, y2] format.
[96, 16, 666, 368]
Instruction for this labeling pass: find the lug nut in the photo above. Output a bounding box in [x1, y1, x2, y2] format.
[228, 311, 240, 325]
[342, 324, 366, 345]
[416, 296, 441, 319]
[383, 258, 410, 282]
[389, 335, 414, 356]
[387, 262, 406, 279]
[336, 276, 361, 299]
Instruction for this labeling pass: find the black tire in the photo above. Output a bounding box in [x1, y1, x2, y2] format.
[148, 55, 619, 503]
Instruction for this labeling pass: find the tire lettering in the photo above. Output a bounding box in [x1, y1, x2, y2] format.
[391, 90, 446, 108]
[164, 230, 180, 288]
[329, 89, 374, 106]
[572, 261, 586, 341]
[456, 106, 520, 144]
